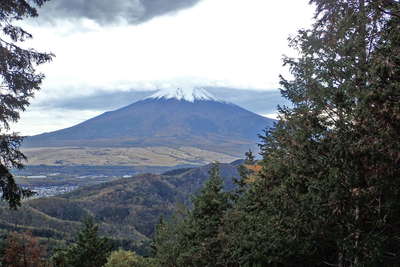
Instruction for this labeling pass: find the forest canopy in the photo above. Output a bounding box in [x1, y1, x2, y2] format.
[153, 0, 400, 266]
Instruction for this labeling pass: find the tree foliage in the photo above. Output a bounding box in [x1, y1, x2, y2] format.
[239, 0, 400, 265]
[0, 0, 53, 208]
[154, 163, 232, 266]
[52, 218, 113, 267]
[104, 249, 141, 267]
[153, 0, 400, 266]
[2, 231, 47, 267]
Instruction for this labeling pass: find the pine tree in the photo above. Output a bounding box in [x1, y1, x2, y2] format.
[54, 218, 113, 267]
[244, 0, 400, 265]
[154, 163, 232, 266]
[153, 214, 189, 267]
[244, 150, 255, 165]
[183, 162, 231, 266]
[0, 0, 53, 208]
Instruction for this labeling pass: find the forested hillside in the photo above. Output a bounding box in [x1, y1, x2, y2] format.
[152, 0, 400, 266]
[0, 162, 241, 254]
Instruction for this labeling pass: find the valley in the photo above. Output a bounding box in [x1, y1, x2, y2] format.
[15, 88, 270, 201]
[2, 162, 242, 254]
[16, 144, 241, 198]
[3, 88, 271, 257]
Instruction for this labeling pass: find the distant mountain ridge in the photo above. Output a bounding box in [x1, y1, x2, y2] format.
[0, 161, 243, 250]
[24, 88, 275, 157]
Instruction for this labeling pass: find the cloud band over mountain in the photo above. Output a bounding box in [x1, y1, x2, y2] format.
[32, 87, 290, 116]
[38, 0, 203, 25]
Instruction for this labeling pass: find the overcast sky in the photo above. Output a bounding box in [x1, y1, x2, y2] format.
[12, 0, 314, 135]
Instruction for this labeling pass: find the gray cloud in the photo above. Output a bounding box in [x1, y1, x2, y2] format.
[36, 90, 155, 111]
[206, 87, 292, 115]
[34, 87, 291, 115]
[37, 0, 203, 25]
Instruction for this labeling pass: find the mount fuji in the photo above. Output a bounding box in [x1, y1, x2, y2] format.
[23, 88, 276, 166]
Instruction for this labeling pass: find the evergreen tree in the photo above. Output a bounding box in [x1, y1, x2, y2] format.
[154, 1, 400, 265]
[153, 214, 187, 266]
[244, 149, 256, 165]
[154, 163, 232, 266]
[53, 218, 113, 267]
[239, 0, 400, 265]
[0, 0, 53, 208]
[183, 162, 231, 266]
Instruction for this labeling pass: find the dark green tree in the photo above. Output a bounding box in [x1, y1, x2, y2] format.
[154, 163, 232, 266]
[239, 0, 400, 266]
[183, 162, 231, 266]
[52, 218, 113, 267]
[0, 0, 53, 208]
[154, 1, 400, 265]
[153, 214, 188, 266]
[244, 149, 255, 165]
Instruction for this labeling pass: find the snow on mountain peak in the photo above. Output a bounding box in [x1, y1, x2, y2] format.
[146, 88, 220, 102]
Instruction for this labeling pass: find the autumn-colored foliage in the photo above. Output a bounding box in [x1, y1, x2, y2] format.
[243, 164, 262, 173]
[2, 232, 47, 267]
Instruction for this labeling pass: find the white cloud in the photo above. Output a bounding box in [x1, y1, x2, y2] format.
[262, 113, 280, 120]
[15, 0, 314, 134]
[12, 108, 103, 136]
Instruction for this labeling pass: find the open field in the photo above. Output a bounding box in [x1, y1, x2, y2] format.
[22, 146, 239, 167]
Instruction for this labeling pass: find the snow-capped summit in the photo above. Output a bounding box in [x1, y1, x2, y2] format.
[147, 87, 220, 102]
[25, 87, 276, 157]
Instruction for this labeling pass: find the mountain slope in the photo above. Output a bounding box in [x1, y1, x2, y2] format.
[24, 88, 275, 157]
[0, 162, 241, 250]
